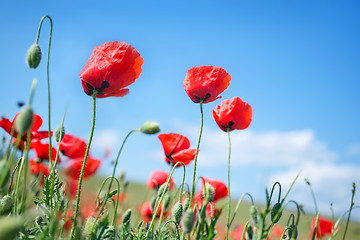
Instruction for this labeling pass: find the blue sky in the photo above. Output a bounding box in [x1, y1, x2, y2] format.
[1, 1, 359, 221]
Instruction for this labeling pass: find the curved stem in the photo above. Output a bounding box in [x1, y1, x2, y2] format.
[35, 15, 53, 167]
[268, 182, 282, 204]
[229, 192, 253, 227]
[69, 92, 97, 240]
[159, 220, 180, 240]
[226, 128, 231, 240]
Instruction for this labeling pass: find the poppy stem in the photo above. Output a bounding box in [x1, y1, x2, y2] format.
[342, 183, 356, 240]
[69, 92, 97, 240]
[190, 101, 204, 205]
[225, 128, 231, 240]
[35, 15, 54, 171]
[99, 128, 139, 219]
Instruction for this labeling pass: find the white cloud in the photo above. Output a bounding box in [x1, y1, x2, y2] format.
[346, 143, 360, 157]
[182, 127, 337, 167]
[92, 129, 120, 156]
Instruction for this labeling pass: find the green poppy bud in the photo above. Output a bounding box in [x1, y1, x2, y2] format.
[14, 105, 33, 134]
[181, 209, 195, 234]
[172, 202, 183, 224]
[271, 202, 282, 223]
[122, 209, 132, 224]
[55, 124, 65, 142]
[150, 196, 157, 210]
[26, 43, 42, 69]
[249, 205, 258, 224]
[287, 224, 298, 239]
[0, 216, 24, 240]
[0, 161, 10, 188]
[84, 216, 97, 237]
[202, 183, 215, 202]
[0, 195, 13, 216]
[163, 194, 171, 211]
[183, 198, 190, 211]
[157, 184, 168, 198]
[140, 121, 160, 134]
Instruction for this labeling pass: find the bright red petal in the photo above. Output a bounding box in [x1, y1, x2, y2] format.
[64, 156, 101, 180]
[60, 134, 88, 159]
[171, 148, 196, 166]
[158, 133, 190, 158]
[200, 177, 228, 201]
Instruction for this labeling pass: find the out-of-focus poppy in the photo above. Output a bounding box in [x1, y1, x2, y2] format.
[59, 134, 87, 159]
[79, 41, 144, 98]
[183, 66, 231, 103]
[32, 140, 60, 163]
[0, 114, 50, 141]
[64, 156, 101, 180]
[232, 225, 247, 240]
[29, 158, 50, 177]
[140, 201, 164, 221]
[199, 177, 228, 202]
[310, 216, 333, 238]
[212, 97, 252, 132]
[158, 133, 196, 166]
[146, 170, 174, 190]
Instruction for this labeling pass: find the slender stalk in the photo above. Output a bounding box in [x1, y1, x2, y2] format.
[69, 92, 97, 240]
[342, 183, 356, 240]
[305, 178, 318, 213]
[35, 15, 53, 167]
[226, 128, 231, 240]
[190, 101, 204, 204]
[99, 129, 139, 216]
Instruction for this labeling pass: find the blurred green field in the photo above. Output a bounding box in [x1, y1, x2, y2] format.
[82, 175, 360, 239]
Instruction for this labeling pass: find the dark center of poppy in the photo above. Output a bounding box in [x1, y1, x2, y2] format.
[84, 80, 110, 96]
[194, 93, 211, 103]
[220, 121, 234, 130]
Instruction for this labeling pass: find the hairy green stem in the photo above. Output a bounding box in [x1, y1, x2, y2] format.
[69, 92, 97, 240]
[190, 101, 203, 204]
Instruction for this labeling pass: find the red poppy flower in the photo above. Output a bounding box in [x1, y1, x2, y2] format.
[31, 140, 60, 163]
[205, 202, 220, 218]
[0, 114, 50, 141]
[112, 193, 126, 203]
[64, 156, 101, 180]
[158, 133, 197, 166]
[29, 158, 50, 177]
[232, 225, 247, 240]
[310, 216, 333, 237]
[146, 170, 174, 190]
[79, 41, 144, 98]
[183, 66, 231, 103]
[140, 201, 164, 220]
[212, 97, 252, 132]
[199, 177, 228, 202]
[59, 134, 87, 159]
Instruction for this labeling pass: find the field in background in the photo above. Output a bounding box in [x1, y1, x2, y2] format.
[82, 175, 360, 239]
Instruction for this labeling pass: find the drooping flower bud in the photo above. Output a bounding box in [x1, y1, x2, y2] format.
[157, 183, 168, 198]
[202, 183, 215, 202]
[249, 205, 259, 224]
[55, 124, 65, 142]
[0, 161, 10, 188]
[122, 209, 132, 224]
[140, 121, 160, 135]
[163, 194, 171, 211]
[183, 198, 190, 211]
[14, 105, 33, 134]
[181, 209, 195, 234]
[0, 195, 13, 216]
[172, 202, 183, 224]
[26, 43, 42, 69]
[150, 196, 157, 210]
[271, 202, 282, 223]
[287, 224, 298, 239]
[84, 216, 96, 238]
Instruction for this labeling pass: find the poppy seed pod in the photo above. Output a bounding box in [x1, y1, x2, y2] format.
[183, 198, 190, 211]
[55, 125, 65, 142]
[157, 184, 168, 198]
[163, 194, 171, 211]
[0, 195, 13, 216]
[0, 161, 10, 188]
[249, 205, 259, 224]
[172, 202, 183, 224]
[288, 224, 298, 239]
[26, 43, 42, 69]
[181, 209, 195, 234]
[150, 196, 157, 210]
[202, 183, 215, 202]
[140, 121, 160, 134]
[122, 209, 132, 224]
[271, 203, 283, 223]
[14, 105, 33, 134]
[84, 216, 96, 238]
